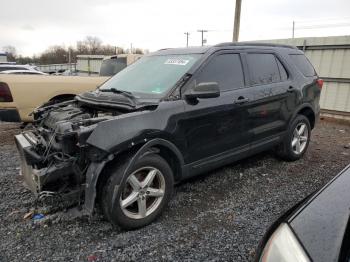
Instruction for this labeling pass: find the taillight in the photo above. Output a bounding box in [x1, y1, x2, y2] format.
[0, 82, 13, 102]
[316, 79, 323, 89]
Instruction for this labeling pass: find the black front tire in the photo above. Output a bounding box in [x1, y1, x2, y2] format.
[276, 115, 311, 161]
[100, 153, 174, 229]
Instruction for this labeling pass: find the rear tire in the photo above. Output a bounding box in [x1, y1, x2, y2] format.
[275, 115, 311, 161]
[100, 153, 174, 229]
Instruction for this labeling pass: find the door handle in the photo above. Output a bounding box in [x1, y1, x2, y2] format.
[234, 96, 249, 104]
[287, 86, 296, 93]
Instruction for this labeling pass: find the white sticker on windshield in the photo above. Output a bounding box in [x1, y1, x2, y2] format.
[164, 58, 189, 66]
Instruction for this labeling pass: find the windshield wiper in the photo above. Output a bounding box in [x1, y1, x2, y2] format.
[100, 88, 135, 99]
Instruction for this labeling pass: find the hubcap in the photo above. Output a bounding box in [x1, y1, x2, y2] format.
[120, 167, 165, 219]
[291, 123, 308, 155]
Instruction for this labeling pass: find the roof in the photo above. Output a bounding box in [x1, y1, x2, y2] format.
[152, 42, 299, 56]
[152, 46, 211, 55]
[77, 55, 105, 59]
[0, 52, 6, 56]
[215, 41, 298, 49]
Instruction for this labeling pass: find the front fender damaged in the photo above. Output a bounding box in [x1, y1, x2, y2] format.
[84, 138, 185, 214]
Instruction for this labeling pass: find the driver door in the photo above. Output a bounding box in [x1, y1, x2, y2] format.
[179, 52, 251, 168]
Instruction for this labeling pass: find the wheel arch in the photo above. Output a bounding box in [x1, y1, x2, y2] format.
[85, 138, 185, 214]
[294, 104, 316, 129]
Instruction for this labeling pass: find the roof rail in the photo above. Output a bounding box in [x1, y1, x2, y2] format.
[157, 48, 172, 51]
[215, 42, 298, 49]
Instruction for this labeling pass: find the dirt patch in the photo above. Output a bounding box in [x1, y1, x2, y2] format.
[0, 122, 22, 145]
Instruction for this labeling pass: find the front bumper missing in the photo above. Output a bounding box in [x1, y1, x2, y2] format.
[15, 133, 103, 215]
[15, 134, 39, 194]
[14, 134, 72, 194]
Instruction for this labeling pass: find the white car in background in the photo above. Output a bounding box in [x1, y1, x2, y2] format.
[0, 70, 47, 75]
[0, 64, 40, 72]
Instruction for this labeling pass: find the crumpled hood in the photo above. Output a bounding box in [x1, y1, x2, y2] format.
[76, 90, 160, 110]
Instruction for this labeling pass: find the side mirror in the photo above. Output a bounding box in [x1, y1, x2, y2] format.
[185, 82, 220, 99]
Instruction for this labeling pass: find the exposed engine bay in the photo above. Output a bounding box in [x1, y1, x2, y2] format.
[14, 91, 158, 207]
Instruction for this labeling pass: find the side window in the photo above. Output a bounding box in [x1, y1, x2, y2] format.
[247, 53, 280, 85]
[195, 53, 244, 91]
[276, 58, 288, 81]
[289, 54, 316, 77]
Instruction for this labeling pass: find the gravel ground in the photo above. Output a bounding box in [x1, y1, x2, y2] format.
[0, 119, 349, 262]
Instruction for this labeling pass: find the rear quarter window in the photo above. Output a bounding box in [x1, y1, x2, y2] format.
[289, 54, 316, 77]
[246, 53, 281, 85]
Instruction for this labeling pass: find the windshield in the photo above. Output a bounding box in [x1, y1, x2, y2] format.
[99, 54, 201, 96]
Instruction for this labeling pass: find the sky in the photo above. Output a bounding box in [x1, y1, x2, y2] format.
[1, 0, 350, 56]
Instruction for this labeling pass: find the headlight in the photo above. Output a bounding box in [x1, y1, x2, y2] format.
[260, 223, 310, 262]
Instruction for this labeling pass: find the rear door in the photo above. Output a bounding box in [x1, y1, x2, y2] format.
[242, 51, 296, 146]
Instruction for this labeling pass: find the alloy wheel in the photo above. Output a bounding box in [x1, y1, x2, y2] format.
[291, 123, 309, 155]
[120, 167, 165, 219]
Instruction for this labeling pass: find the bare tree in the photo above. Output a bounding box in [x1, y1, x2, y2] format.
[135, 48, 144, 54]
[84, 36, 102, 54]
[2, 45, 17, 62]
[76, 41, 89, 54]
[8, 36, 145, 65]
[40, 45, 68, 64]
[115, 47, 126, 54]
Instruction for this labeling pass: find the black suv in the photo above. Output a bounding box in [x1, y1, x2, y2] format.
[15, 43, 322, 229]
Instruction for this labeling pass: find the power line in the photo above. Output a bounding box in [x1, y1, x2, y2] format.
[184, 32, 190, 47]
[292, 21, 295, 38]
[233, 0, 242, 42]
[197, 29, 208, 46]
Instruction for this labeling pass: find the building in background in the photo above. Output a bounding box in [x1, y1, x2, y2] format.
[259, 35, 350, 120]
[76, 54, 142, 76]
[0, 52, 7, 63]
[37, 54, 142, 76]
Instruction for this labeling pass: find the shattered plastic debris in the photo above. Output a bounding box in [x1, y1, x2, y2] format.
[33, 214, 45, 220]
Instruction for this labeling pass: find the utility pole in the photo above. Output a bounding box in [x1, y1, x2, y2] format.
[68, 48, 72, 74]
[292, 21, 295, 38]
[232, 0, 242, 42]
[197, 29, 208, 46]
[184, 32, 190, 47]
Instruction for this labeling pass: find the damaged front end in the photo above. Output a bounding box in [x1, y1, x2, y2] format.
[15, 101, 113, 201]
[15, 87, 160, 216]
[14, 96, 130, 208]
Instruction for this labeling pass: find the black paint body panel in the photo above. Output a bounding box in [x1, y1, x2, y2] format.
[87, 45, 321, 180]
[288, 165, 350, 262]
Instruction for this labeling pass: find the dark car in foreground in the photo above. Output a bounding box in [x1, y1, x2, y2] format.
[15, 42, 322, 229]
[256, 164, 350, 262]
